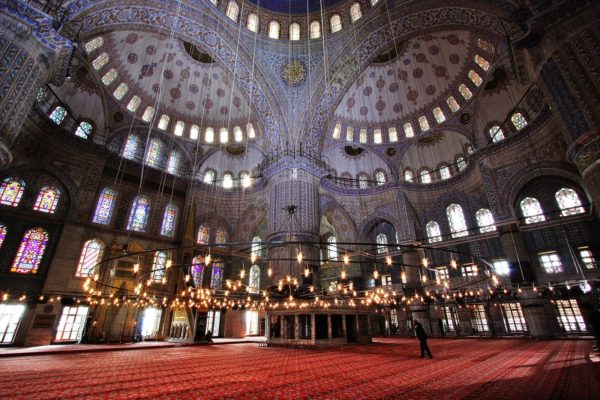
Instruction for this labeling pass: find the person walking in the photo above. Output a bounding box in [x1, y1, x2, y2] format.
[414, 321, 433, 359]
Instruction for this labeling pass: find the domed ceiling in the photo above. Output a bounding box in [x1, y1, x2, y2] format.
[333, 30, 482, 125]
[89, 30, 259, 140]
[246, 0, 345, 13]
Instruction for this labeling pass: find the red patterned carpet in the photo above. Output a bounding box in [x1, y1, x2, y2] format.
[0, 338, 598, 399]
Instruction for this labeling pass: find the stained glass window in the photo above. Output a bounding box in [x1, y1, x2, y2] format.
[11, 228, 49, 274]
[113, 82, 128, 100]
[127, 95, 141, 112]
[555, 188, 585, 216]
[240, 172, 251, 188]
[447, 204, 469, 238]
[0, 224, 6, 250]
[247, 13, 259, 32]
[376, 233, 388, 254]
[468, 70, 483, 86]
[433, 107, 446, 123]
[49, 106, 67, 125]
[145, 138, 163, 167]
[419, 169, 432, 184]
[477, 38, 495, 54]
[75, 239, 104, 278]
[141, 106, 155, 122]
[426, 221, 442, 243]
[74, 121, 93, 139]
[127, 195, 151, 232]
[289, 22, 301, 41]
[511, 113, 527, 130]
[388, 127, 398, 142]
[92, 52, 109, 70]
[489, 125, 504, 142]
[33, 186, 60, 214]
[166, 150, 180, 175]
[211, 262, 224, 288]
[85, 36, 104, 53]
[474, 55, 490, 71]
[358, 174, 368, 188]
[458, 84, 473, 100]
[92, 187, 117, 224]
[152, 251, 168, 282]
[539, 251, 563, 273]
[330, 14, 343, 33]
[101, 68, 118, 85]
[404, 170, 413, 182]
[215, 228, 228, 244]
[37, 87, 47, 103]
[251, 236, 262, 257]
[219, 128, 228, 143]
[447, 96, 460, 112]
[248, 265, 260, 294]
[157, 115, 170, 130]
[520, 197, 545, 224]
[310, 20, 321, 39]
[439, 165, 451, 180]
[197, 224, 210, 244]
[160, 204, 178, 237]
[0, 178, 25, 207]
[191, 256, 205, 287]
[123, 135, 139, 159]
[418, 116, 430, 131]
[456, 157, 467, 171]
[350, 2, 363, 22]
[476, 208, 496, 233]
[327, 236, 338, 260]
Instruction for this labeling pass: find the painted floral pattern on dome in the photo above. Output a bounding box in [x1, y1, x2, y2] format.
[281, 59, 307, 87]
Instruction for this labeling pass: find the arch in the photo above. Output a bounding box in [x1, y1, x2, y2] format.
[33, 186, 61, 214]
[225, 1, 240, 22]
[0, 178, 25, 207]
[145, 137, 163, 167]
[152, 251, 168, 282]
[475, 208, 496, 233]
[350, 2, 363, 23]
[310, 20, 321, 39]
[268, 21, 280, 39]
[289, 22, 301, 41]
[75, 239, 105, 278]
[555, 187, 585, 216]
[376, 233, 388, 254]
[191, 256, 205, 287]
[197, 224, 210, 244]
[320, 199, 358, 244]
[446, 204, 469, 237]
[426, 221, 442, 243]
[330, 14, 343, 33]
[11, 228, 49, 274]
[92, 187, 117, 224]
[160, 203, 178, 237]
[246, 13, 259, 32]
[127, 195, 151, 232]
[519, 197, 545, 224]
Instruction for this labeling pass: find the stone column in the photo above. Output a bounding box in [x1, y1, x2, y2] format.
[327, 314, 332, 343]
[342, 314, 347, 341]
[498, 224, 534, 283]
[294, 314, 299, 340]
[400, 244, 422, 290]
[311, 313, 316, 342]
[0, 3, 72, 148]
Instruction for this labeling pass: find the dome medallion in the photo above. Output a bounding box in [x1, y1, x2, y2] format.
[281, 59, 307, 87]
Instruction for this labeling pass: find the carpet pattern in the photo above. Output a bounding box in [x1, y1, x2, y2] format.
[0, 338, 598, 399]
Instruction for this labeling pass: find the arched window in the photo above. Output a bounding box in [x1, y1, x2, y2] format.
[345, 126, 354, 141]
[251, 236, 262, 257]
[359, 128, 368, 143]
[0, 224, 7, 250]
[474, 55, 490, 71]
[332, 123, 341, 139]
[145, 138, 163, 167]
[101, 68, 118, 85]
[222, 172, 233, 189]
[226, 1, 240, 22]
[268, 21, 280, 39]
[247, 123, 256, 138]
[160, 203, 178, 237]
[489, 125, 504, 142]
[330, 14, 343, 33]
[388, 127, 398, 142]
[433, 107, 446, 123]
[215, 228, 228, 244]
[166, 150, 180, 175]
[447, 204, 469, 238]
[358, 174, 368, 189]
[211, 262, 224, 288]
[468, 70, 483, 86]
[511, 113, 527, 130]
[75, 239, 104, 278]
[84, 36, 104, 53]
[157, 114, 170, 130]
[191, 256, 205, 287]
[174, 121, 185, 137]
[141, 106, 154, 122]
[190, 124, 200, 140]
[33, 186, 60, 214]
[0, 178, 25, 207]
[122, 134, 139, 159]
[447, 96, 460, 112]
[426, 221, 442, 243]
[476, 208, 496, 233]
[373, 129, 382, 144]
[418, 116, 430, 131]
[375, 171, 386, 185]
[203, 170, 215, 184]
[350, 2, 363, 22]
[376, 233, 388, 254]
[456, 157, 467, 171]
[127, 95, 141, 112]
[233, 126, 243, 142]
[219, 127, 228, 143]
[92, 187, 117, 224]
[240, 172, 251, 188]
[246, 13, 259, 32]
[248, 265, 260, 294]
[75, 121, 93, 139]
[205, 127, 215, 143]
[555, 188, 585, 216]
[520, 197, 545, 224]
[458, 84, 473, 100]
[439, 164, 451, 180]
[370, 0, 380, 5]
[127, 195, 151, 232]
[197, 224, 210, 244]
[92, 52, 109, 70]
[327, 236, 338, 260]
[310, 20, 321, 39]
[419, 169, 432, 184]
[289, 22, 301, 41]
[113, 82, 128, 100]
[11, 228, 49, 274]
[49, 106, 67, 125]
[152, 251, 168, 282]
[404, 170, 414, 182]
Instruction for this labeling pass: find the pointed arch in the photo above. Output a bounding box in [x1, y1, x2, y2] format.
[75, 239, 105, 278]
[11, 228, 49, 274]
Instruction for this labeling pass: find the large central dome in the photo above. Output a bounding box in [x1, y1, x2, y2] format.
[246, 0, 346, 13]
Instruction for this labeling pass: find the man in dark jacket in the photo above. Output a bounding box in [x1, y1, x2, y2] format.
[414, 321, 433, 359]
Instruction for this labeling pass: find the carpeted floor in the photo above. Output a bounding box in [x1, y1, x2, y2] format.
[0, 338, 598, 399]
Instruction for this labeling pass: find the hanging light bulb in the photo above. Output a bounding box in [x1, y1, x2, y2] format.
[166, 260, 172, 269]
[450, 259, 457, 269]
[422, 257, 429, 268]
[133, 263, 140, 273]
[205, 254, 212, 266]
[401, 271, 407, 284]
[297, 252, 303, 264]
[185, 274, 190, 283]
[373, 269, 379, 280]
[343, 254, 350, 265]
[304, 267, 310, 278]
[251, 252, 257, 264]
[386, 256, 392, 266]
[267, 266, 273, 277]
[240, 269, 246, 279]
[341, 270, 347, 280]
[422, 274, 428, 283]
